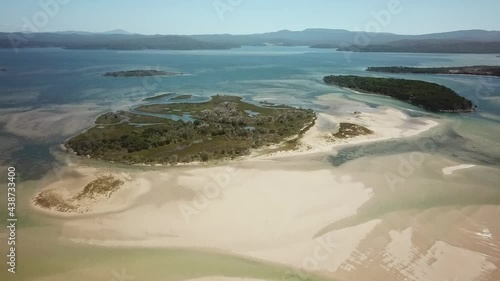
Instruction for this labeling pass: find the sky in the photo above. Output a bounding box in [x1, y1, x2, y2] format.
[1, 0, 500, 35]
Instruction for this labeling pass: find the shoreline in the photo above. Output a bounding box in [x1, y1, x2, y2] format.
[28, 105, 500, 281]
[33, 105, 440, 216]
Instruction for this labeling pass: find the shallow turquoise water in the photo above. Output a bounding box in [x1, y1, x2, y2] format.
[1, 46, 500, 281]
[0, 47, 499, 178]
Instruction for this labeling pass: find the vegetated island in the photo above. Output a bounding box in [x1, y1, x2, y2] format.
[103, 70, 182, 77]
[332, 123, 374, 139]
[141, 93, 176, 101]
[65, 95, 316, 165]
[367, 66, 500, 77]
[170, 94, 192, 100]
[323, 75, 474, 112]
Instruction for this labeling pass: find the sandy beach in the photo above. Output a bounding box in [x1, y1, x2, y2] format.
[29, 103, 500, 281]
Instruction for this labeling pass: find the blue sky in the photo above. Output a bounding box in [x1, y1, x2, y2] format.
[1, 0, 499, 35]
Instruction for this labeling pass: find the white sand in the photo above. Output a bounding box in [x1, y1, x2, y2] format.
[402, 241, 496, 281]
[442, 164, 476, 175]
[59, 166, 374, 252]
[253, 107, 438, 159]
[32, 100, 499, 280]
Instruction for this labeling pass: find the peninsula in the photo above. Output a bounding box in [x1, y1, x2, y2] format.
[367, 66, 500, 77]
[65, 95, 315, 164]
[103, 70, 182, 77]
[323, 75, 474, 112]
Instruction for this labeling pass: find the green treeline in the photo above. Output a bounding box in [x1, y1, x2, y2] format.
[367, 66, 500, 77]
[323, 75, 474, 112]
[66, 96, 315, 165]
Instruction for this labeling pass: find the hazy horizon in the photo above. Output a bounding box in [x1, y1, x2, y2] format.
[4, 27, 500, 37]
[1, 0, 500, 35]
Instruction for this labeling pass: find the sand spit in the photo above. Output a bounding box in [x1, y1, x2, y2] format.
[253, 107, 438, 159]
[58, 166, 374, 250]
[442, 164, 476, 175]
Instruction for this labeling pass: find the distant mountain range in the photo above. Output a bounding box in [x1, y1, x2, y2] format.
[2, 29, 500, 53]
[55, 29, 133, 35]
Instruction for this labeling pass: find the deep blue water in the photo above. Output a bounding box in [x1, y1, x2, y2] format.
[1, 47, 500, 179]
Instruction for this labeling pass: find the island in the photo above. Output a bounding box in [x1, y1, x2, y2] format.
[65, 95, 316, 164]
[367, 66, 500, 77]
[170, 94, 192, 100]
[141, 93, 175, 101]
[323, 75, 474, 112]
[0, 68, 6, 72]
[332, 123, 373, 139]
[103, 70, 182, 77]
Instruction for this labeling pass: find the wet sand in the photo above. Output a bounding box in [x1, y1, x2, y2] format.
[25, 104, 500, 281]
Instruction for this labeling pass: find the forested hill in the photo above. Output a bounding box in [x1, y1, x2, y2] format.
[2, 29, 500, 51]
[323, 75, 474, 112]
[367, 66, 500, 77]
[337, 40, 500, 54]
[0, 33, 239, 50]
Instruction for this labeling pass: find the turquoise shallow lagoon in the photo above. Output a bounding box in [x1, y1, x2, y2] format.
[0, 47, 500, 280]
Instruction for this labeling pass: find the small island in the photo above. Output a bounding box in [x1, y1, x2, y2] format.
[367, 66, 500, 77]
[324, 75, 474, 112]
[332, 123, 373, 139]
[0, 68, 6, 72]
[103, 70, 182, 77]
[66, 95, 315, 164]
[170, 94, 192, 100]
[142, 93, 176, 101]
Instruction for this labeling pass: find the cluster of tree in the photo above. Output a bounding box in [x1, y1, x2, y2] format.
[66, 99, 316, 165]
[104, 70, 179, 77]
[367, 66, 500, 77]
[323, 75, 474, 112]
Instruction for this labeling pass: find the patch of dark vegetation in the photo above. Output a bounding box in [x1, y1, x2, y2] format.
[104, 70, 181, 77]
[142, 93, 176, 101]
[332, 123, 373, 139]
[367, 66, 500, 77]
[324, 75, 475, 112]
[74, 175, 124, 200]
[66, 95, 316, 165]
